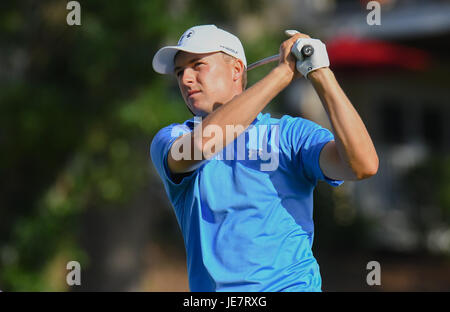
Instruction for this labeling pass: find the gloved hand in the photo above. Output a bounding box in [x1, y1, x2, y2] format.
[285, 30, 330, 79]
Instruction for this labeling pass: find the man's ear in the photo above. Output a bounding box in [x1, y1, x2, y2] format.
[232, 59, 245, 82]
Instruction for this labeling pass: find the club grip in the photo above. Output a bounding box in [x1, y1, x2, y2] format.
[301, 45, 314, 57]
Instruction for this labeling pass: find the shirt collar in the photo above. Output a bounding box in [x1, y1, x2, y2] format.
[185, 112, 263, 129]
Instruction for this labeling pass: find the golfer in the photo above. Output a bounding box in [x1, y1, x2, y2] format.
[150, 25, 378, 291]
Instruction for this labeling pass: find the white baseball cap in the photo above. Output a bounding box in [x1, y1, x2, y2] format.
[152, 24, 247, 75]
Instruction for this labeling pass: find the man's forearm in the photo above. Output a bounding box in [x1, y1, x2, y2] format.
[194, 64, 292, 157]
[309, 68, 378, 178]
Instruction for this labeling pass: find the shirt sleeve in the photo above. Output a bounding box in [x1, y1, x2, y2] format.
[150, 123, 198, 203]
[282, 116, 343, 187]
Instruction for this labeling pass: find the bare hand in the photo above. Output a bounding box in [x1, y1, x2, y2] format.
[278, 30, 311, 81]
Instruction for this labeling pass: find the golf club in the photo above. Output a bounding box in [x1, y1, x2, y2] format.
[247, 44, 314, 71]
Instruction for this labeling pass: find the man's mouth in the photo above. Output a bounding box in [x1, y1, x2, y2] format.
[187, 90, 201, 98]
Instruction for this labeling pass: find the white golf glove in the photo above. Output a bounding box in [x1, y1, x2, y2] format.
[285, 30, 329, 79]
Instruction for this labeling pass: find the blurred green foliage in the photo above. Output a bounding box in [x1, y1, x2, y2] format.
[403, 155, 450, 252]
[0, 0, 276, 291]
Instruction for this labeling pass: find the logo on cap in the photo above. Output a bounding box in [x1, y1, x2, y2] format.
[220, 45, 238, 55]
[178, 30, 195, 45]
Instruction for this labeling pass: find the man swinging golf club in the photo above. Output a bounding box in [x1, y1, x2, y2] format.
[150, 24, 378, 291]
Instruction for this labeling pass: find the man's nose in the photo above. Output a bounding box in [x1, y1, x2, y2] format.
[181, 67, 195, 86]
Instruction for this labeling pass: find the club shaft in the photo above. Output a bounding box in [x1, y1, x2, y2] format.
[247, 54, 279, 71]
[247, 44, 314, 71]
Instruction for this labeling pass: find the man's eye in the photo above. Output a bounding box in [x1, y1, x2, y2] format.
[194, 62, 204, 68]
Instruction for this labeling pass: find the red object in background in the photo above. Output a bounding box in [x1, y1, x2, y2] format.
[325, 37, 431, 71]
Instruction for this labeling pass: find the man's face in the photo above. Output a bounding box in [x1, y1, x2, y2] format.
[174, 51, 236, 117]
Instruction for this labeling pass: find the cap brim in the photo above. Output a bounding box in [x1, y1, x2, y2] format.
[152, 45, 221, 75]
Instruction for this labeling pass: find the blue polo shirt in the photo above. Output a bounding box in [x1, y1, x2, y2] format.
[150, 112, 343, 292]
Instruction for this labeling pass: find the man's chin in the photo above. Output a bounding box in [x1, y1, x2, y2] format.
[188, 102, 209, 117]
